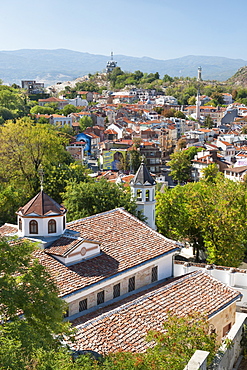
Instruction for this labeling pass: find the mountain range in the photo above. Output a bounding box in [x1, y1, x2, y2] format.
[0, 49, 246, 86]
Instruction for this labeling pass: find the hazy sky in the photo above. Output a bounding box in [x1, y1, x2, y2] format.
[1, 0, 246, 61]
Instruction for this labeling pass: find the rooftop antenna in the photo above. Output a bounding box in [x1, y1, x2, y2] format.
[38, 166, 44, 191]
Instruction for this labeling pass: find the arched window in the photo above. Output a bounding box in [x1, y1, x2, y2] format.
[145, 190, 150, 201]
[137, 189, 142, 201]
[19, 218, 22, 231]
[48, 219, 56, 234]
[29, 220, 38, 234]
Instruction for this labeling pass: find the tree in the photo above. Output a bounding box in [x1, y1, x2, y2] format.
[163, 108, 176, 118]
[210, 92, 224, 106]
[174, 110, 185, 119]
[188, 95, 196, 105]
[156, 176, 247, 267]
[242, 125, 247, 134]
[204, 115, 214, 129]
[0, 237, 70, 368]
[0, 118, 69, 194]
[30, 105, 55, 115]
[61, 104, 79, 116]
[176, 138, 187, 150]
[145, 312, 217, 369]
[79, 116, 93, 132]
[168, 150, 192, 184]
[44, 162, 92, 204]
[163, 74, 174, 83]
[201, 163, 219, 182]
[63, 179, 141, 222]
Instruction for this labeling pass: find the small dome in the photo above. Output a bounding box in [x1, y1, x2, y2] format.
[17, 191, 66, 217]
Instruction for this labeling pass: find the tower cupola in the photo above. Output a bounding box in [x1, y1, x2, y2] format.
[130, 162, 156, 229]
[16, 191, 67, 247]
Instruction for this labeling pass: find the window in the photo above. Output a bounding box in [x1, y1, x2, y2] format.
[151, 266, 158, 282]
[145, 190, 150, 201]
[113, 283, 120, 298]
[223, 323, 231, 337]
[137, 189, 142, 201]
[63, 216, 66, 230]
[48, 219, 56, 234]
[29, 220, 38, 234]
[128, 276, 135, 292]
[79, 299, 87, 312]
[97, 291, 104, 305]
[19, 218, 22, 231]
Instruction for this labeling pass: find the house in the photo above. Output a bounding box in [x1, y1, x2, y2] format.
[224, 166, 247, 182]
[38, 97, 68, 109]
[49, 114, 72, 127]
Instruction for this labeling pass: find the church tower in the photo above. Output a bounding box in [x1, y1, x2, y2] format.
[130, 162, 156, 229]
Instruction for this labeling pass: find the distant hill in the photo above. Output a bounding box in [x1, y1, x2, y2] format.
[0, 49, 246, 85]
[227, 66, 247, 86]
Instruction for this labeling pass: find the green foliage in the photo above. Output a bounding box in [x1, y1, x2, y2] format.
[174, 110, 186, 119]
[204, 114, 214, 128]
[63, 179, 140, 222]
[156, 175, 247, 266]
[108, 68, 163, 90]
[146, 312, 217, 369]
[0, 237, 70, 369]
[129, 149, 142, 173]
[201, 163, 219, 182]
[0, 184, 28, 225]
[44, 162, 92, 204]
[30, 105, 55, 114]
[0, 117, 70, 194]
[60, 104, 80, 116]
[168, 150, 192, 184]
[79, 115, 94, 132]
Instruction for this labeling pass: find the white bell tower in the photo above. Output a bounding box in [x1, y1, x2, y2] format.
[130, 161, 156, 229]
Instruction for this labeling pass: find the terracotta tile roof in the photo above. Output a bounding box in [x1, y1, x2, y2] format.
[40, 209, 179, 297]
[72, 270, 241, 353]
[46, 237, 82, 256]
[38, 97, 67, 102]
[104, 129, 118, 135]
[17, 191, 66, 217]
[0, 224, 18, 236]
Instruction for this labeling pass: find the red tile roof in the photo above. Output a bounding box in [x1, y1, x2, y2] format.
[17, 191, 66, 217]
[39, 209, 179, 297]
[0, 224, 18, 236]
[72, 270, 241, 353]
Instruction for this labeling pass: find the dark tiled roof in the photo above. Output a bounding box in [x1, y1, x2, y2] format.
[39, 209, 178, 297]
[131, 162, 155, 185]
[72, 271, 241, 354]
[17, 191, 66, 216]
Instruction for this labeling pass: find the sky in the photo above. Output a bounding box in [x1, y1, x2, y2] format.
[1, 0, 247, 61]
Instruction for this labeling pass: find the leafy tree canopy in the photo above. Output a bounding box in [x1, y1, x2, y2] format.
[63, 179, 141, 222]
[156, 175, 247, 266]
[0, 237, 70, 368]
[0, 117, 70, 194]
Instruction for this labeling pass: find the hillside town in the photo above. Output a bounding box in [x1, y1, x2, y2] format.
[2, 58, 247, 370]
